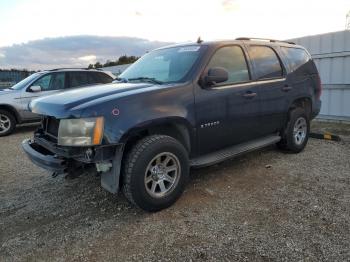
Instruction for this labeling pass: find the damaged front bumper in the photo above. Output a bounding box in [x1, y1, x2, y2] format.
[22, 139, 67, 173]
[22, 133, 124, 194]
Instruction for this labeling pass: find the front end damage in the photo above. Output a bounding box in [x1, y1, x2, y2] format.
[22, 118, 124, 194]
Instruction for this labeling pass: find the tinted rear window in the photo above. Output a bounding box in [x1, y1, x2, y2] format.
[281, 47, 310, 72]
[249, 46, 283, 80]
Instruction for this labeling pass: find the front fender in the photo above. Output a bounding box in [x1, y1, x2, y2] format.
[80, 83, 196, 145]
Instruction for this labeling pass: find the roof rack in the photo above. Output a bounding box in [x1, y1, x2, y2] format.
[48, 67, 102, 71]
[236, 37, 295, 45]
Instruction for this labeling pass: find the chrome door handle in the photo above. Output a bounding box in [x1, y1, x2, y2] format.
[242, 92, 257, 98]
[282, 85, 293, 92]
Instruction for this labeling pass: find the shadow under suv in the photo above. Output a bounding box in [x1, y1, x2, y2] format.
[0, 68, 114, 136]
[23, 38, 322, 211]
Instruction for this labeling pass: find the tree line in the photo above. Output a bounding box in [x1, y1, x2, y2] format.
[88, 55, 139, 69]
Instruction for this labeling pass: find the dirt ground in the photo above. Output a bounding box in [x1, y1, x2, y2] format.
[0, 121, 349, 261]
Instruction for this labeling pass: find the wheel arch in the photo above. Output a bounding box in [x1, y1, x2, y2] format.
[119, 117, 195, 155]
[289, 97, 312, 118]
[0, 104, 21, 123]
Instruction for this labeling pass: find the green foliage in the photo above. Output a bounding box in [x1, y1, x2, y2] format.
[89, 55, 139, 69]
[94, 62, 103, 68]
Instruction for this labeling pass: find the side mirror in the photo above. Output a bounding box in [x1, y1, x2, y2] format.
[203, 67, 228, 87]
[29, 85, 41, 92]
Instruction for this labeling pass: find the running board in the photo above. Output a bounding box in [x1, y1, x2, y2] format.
[190, 135, 281, 168]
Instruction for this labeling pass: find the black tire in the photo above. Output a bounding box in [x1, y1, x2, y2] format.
[277, 107, 310, 153]
[122, 135, 189, 212]
[0, 109, 16, 137]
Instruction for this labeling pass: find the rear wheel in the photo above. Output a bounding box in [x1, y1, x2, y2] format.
[122, 135, 189, 212]
[278, 107, 309, 153]
[0, 110, 16, 136]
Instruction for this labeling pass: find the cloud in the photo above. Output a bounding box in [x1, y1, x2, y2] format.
[0, 35, 172, 70]
[78, 55, 97, 62]
[221, 0, 239, 12]
[134, 11, 143, 16]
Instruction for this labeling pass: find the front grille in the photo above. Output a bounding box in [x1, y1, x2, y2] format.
[44, 117, 60, 138]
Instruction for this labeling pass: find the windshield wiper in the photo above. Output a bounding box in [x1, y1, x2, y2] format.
[127, 77, 163, 85]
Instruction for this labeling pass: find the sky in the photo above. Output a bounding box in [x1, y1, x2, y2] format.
[0, 0, 349, 69]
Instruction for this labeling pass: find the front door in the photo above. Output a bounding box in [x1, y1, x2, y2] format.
[195, 45, 261, 155]
[20, 72, 66, 120]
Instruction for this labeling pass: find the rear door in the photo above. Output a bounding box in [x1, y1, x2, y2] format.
[67, 71, 90, 88]
[195, 45, 261, 154]
[246, 45, 289, 136]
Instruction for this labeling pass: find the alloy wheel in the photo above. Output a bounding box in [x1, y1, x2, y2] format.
[144, 152, 181, 198]
[293, 117, 307, 145]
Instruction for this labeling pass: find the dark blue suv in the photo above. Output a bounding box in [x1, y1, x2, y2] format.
[22, 38, 322, 211]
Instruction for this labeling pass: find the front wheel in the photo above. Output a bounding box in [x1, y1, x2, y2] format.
[122, 135, 189, 212]
[0, 110, 16, 137]
[278, 107, 310, 153]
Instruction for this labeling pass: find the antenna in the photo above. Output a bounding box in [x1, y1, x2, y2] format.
[197, 37, 203, 44]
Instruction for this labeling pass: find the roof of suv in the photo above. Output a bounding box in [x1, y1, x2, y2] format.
[43, 68, 105, 72]
[158, 38, 304, 50]
[36, 68, 115, 78]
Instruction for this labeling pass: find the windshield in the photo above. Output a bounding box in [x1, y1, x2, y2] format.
[119, 45, 203, 84]
[10, 73, 42, 90]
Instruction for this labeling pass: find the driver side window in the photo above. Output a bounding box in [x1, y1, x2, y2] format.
[31, 73, 65, 91]
[31, 74, 53, 91]
[207, 46, 250, 85]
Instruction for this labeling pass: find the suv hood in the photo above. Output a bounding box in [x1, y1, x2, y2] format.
[30, 82, 158, 118]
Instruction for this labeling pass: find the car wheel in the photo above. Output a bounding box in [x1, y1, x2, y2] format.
[0, 110, 16, 137]
[122, 135, 189, 212]
[277, 107, 310, 153]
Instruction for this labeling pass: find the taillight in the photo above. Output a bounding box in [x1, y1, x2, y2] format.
[316, 75, 322, 99]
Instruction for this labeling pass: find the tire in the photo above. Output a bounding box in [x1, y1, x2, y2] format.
[277, 107, 310, 153]
[122, 135, 189, 212]
[0, 110, 16, 137]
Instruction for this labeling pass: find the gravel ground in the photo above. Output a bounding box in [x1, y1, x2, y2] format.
[0, 122, 349, 261]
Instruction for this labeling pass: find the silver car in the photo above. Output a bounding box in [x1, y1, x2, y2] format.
[0, 68, 114, 136]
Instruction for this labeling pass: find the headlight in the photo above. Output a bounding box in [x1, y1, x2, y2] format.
[58, 117, 104, 146]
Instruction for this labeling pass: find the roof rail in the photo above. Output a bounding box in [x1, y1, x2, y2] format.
[48, 67, 101, 71]
[236, 37, 295, 45]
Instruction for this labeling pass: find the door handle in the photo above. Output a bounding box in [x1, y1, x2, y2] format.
[242, 92, 257, 98]
[282, 85, 293, 92]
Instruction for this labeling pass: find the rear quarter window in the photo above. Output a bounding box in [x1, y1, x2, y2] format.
[248, 46, 283, 80]
[94, 72, 113, 84]
[281, 47, 310, 72]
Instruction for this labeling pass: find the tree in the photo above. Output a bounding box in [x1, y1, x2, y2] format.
[94, 62, 102, 68]
[88, 55, 139, 69]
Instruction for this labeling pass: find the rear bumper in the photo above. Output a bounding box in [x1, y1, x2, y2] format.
[22, 139, 67, 172]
